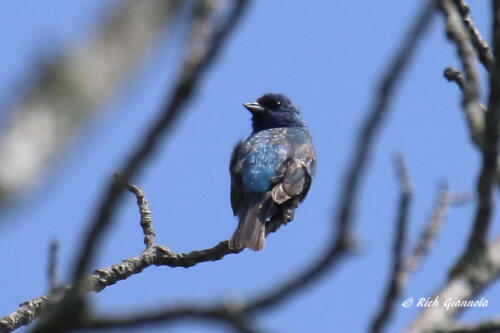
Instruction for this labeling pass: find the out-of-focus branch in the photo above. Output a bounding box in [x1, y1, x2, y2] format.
[407, 237, 500, 332]
[29, 2, 252, 330]
[436, 318, 500, 333]
[72, 0, 250, 286]
[452, 0, 494, 70]
[370, 154, 413, 333]
[443, 66, 488, 114]
[407, 2, 500, 331]
[406, 186, 471, 272]
[1, 3, 435, 331]
[0, 0, 182, 208]
[452, 0, 500, 273]
[370, 175, 470, 333]
[79, 304, 262, 333]
[441, 2, 500, 185]
[47, 240, 59, 292]
[444, 66, 466, 90]
[439, 0, 485, 146]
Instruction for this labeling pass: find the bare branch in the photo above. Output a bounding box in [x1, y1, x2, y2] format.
[0, 245, 241, 332]
[452, 0, 494, 69]
[0, 0, 181, 207]
[406, 3, 500, 331]
[370, 153, 413, 333]
[443, 66, 489, 129]
[47, 240, 59, 292]
[408, 237, 500, 331]
[436, 317, 500, 332]
[444, 66, 466, 90]
[452, 0, 500, 274]
[72, 0, 251, 286]
[0, 3, 435, 331]
[439, 0, 485, 146]
[9, 2, 252, 326]
[78, 304, 263, 333]
[406, 185, 471, 272]
[122, 179, 156, 250]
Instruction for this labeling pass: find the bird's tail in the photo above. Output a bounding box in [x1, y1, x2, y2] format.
[229, 194, 273, 251]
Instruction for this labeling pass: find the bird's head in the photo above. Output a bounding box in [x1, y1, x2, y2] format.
[243, 93, 306, 133]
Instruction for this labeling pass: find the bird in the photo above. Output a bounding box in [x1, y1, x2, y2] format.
[228, 93, 316, 251]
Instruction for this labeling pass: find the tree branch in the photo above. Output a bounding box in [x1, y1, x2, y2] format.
[452, 0, 494, 70]
[408, 237, 500, 331]
[406, 185, 471, 272]
[439, 0, 485, 146]
[436, 317, 500, 333]
[370, 153, 413, 333]
[47, 240, 59, 292]
[452, 0, 500, 275]
[1, 3, 436, 331]
[0, 0, 181, 208]
[72, 0, 250, 287]
[0, 185, 241, 332]
[82, 303, 267, 333]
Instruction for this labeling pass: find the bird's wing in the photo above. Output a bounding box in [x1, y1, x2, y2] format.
[270, 138, 316, 204]
[229, 140, 243, 216]
[271, 158, 313, 205]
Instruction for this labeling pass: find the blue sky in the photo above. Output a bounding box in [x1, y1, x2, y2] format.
[0, 1, 499, 332]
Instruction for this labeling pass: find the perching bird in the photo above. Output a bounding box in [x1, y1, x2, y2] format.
[229, 93, 316, 251]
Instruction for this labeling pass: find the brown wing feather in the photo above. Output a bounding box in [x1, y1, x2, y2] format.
[271, 159, 312, 205]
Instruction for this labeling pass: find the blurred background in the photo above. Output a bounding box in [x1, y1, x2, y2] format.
[0, 0, 499, 332]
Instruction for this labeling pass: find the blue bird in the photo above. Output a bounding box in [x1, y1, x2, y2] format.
[229, 93, 316, 251]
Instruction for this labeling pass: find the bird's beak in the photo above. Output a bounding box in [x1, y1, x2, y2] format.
[243, 102, 266, 114]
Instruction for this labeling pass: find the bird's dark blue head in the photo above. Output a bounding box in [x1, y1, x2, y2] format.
[243, 93, 306, 133]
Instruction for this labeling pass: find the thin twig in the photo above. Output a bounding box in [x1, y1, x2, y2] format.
[444, 66, 465, 90]
[371, 182, 470, 333]
[439, 0, 485, 146]
[406, 185, 471, 272]
[370, 153, 413, 333]
[47, 240, 59, 292]
[452, 0, 494, 70]
[122, 179, 156, 250]
[443, 66, 488, 120]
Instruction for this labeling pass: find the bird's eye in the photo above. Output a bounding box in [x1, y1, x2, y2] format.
[275, 100, 281, 107]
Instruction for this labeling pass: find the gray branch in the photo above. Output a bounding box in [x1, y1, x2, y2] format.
[47, 240, 59, 292]
[452, 0, 494, 70]
[439, 0, 485, 146]
[0, 184, 241, 332]
[435, 317, 500, 332]
[407, 237, 500, 332]
[370, 153, 413, 333]
[452, 0, 500, 274]
[0, 0, 181, 207]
